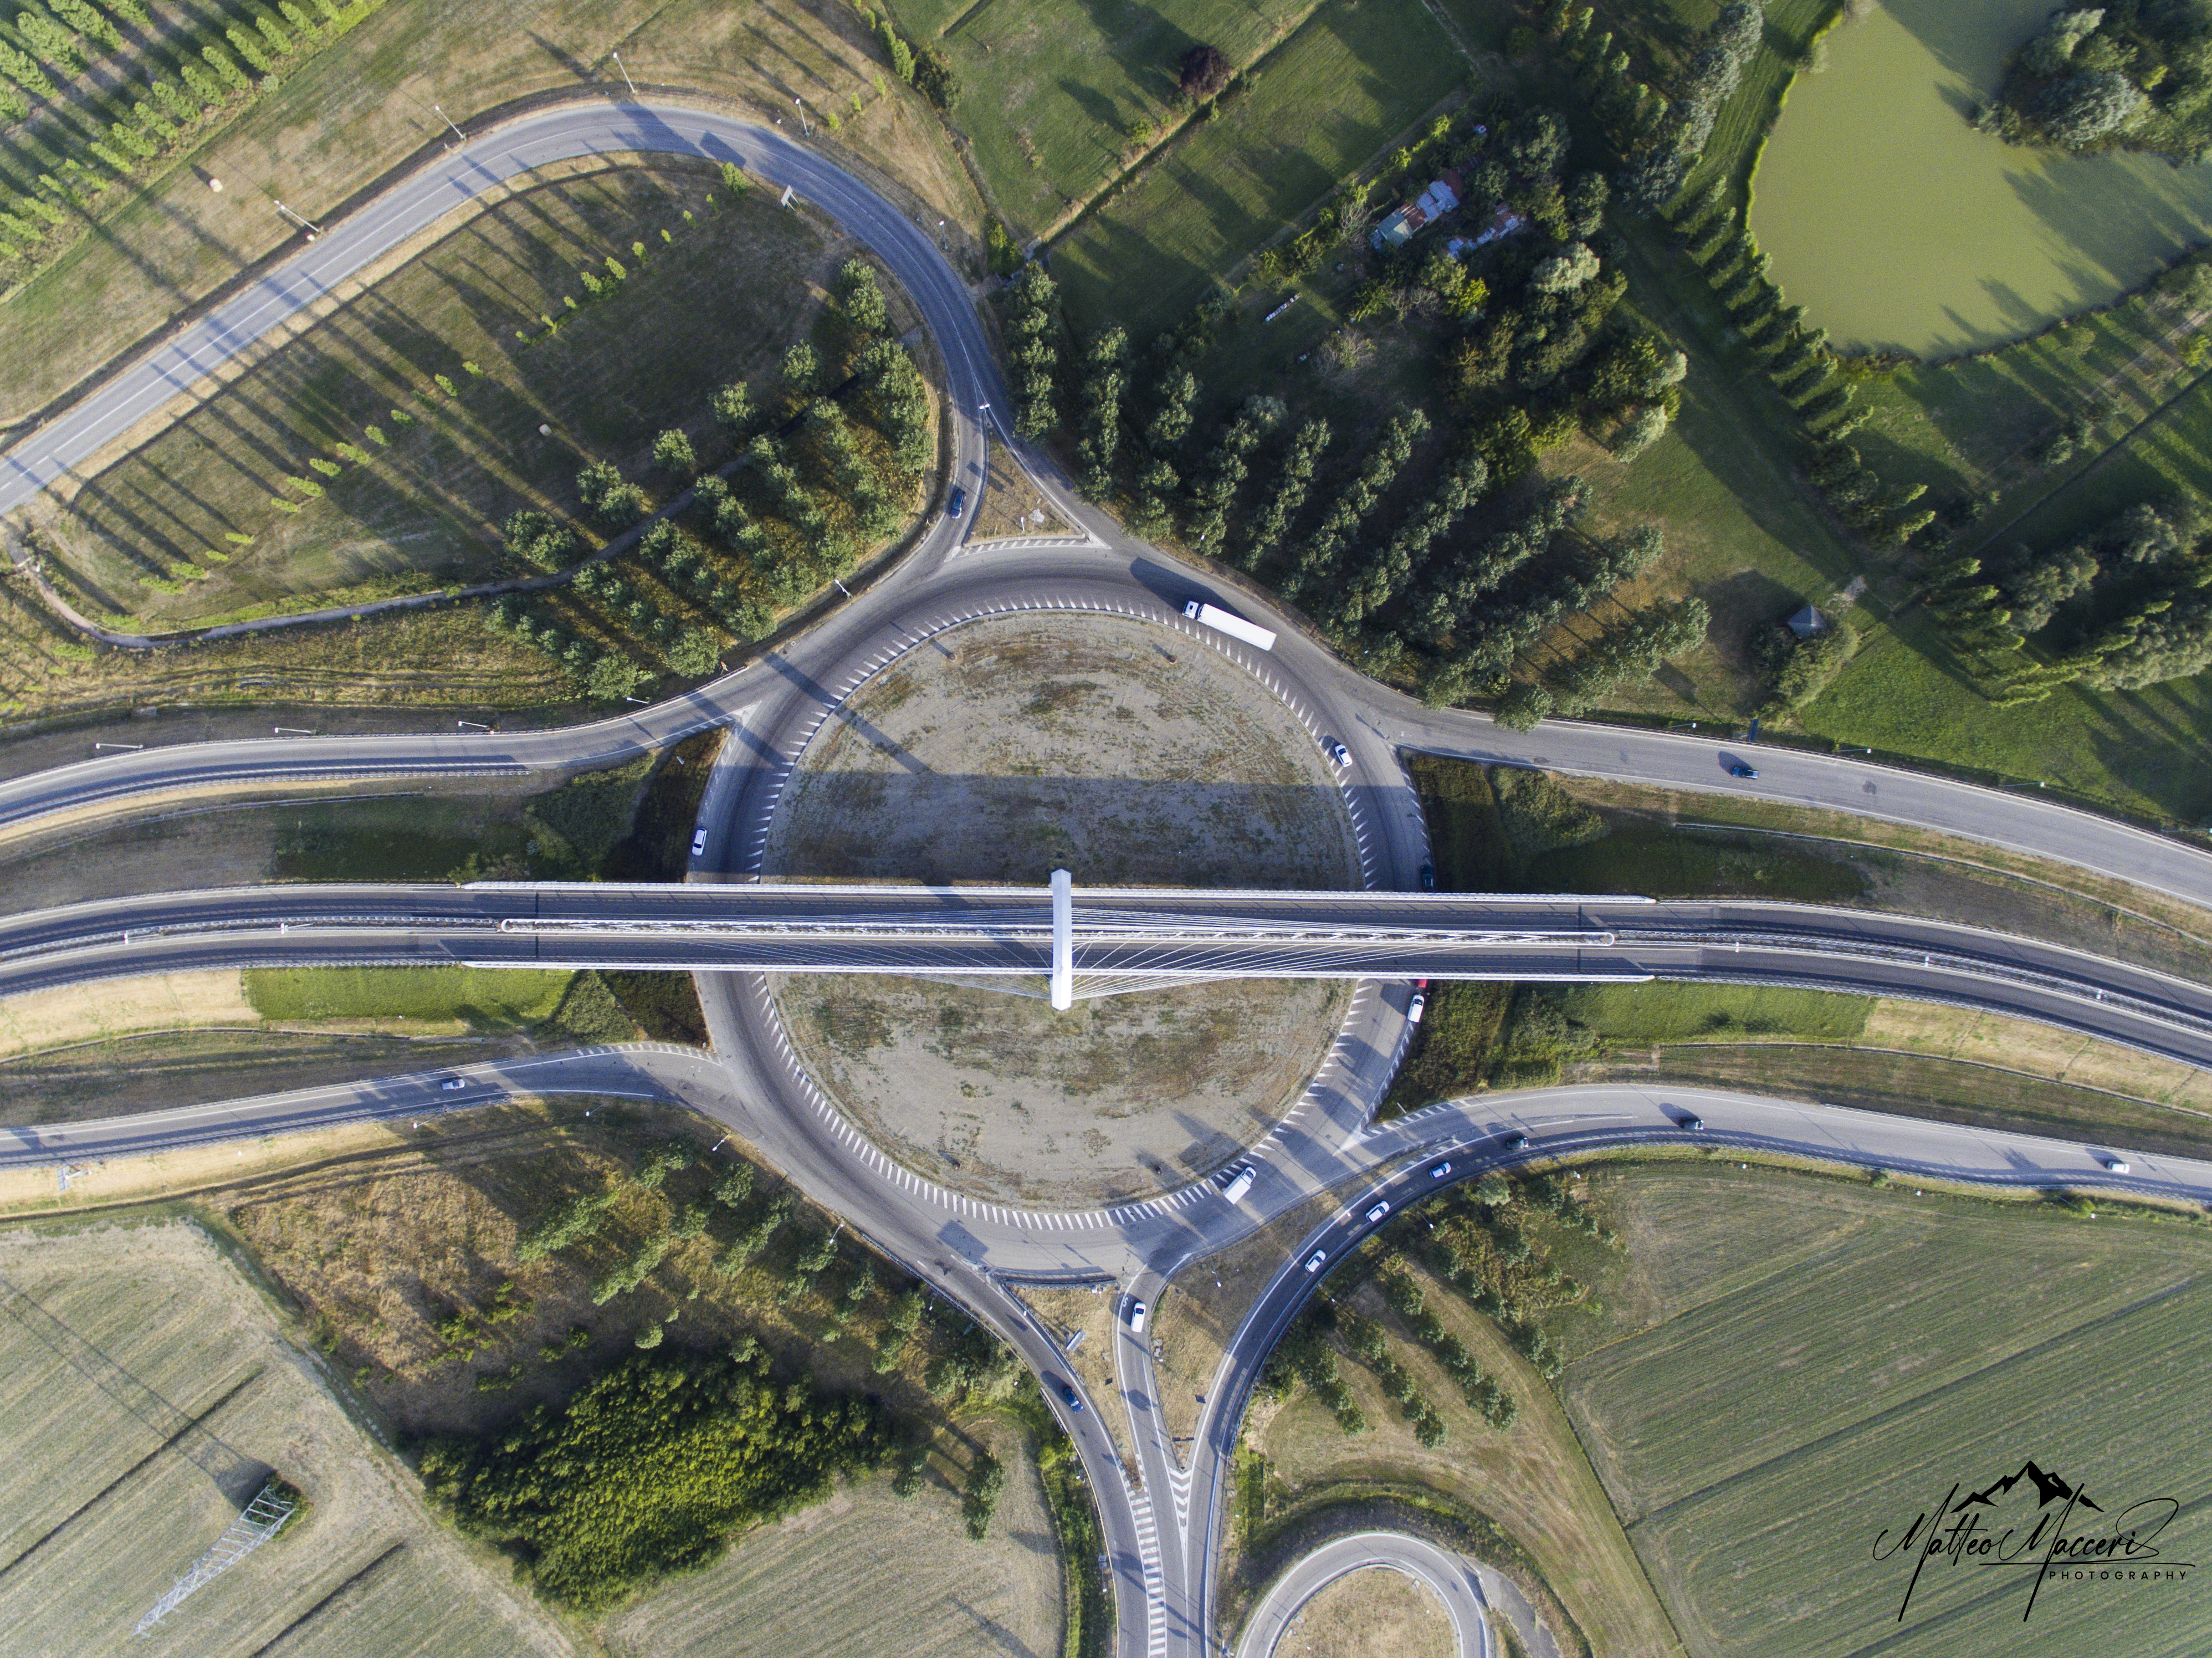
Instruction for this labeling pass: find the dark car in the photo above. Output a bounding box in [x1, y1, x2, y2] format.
[1728, 761, 1759, 780]
[1680, 1114, 1706, 1132]
[1501, 1131, 1527, 1151]
[947, 485, 967, 518]
[1059, 1381, 1083, 1413]
[1418, 861, 1436, 889]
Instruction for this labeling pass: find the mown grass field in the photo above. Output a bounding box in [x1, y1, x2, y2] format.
[890, 0, 1325, 236]
[1052, 0, 1469, 343]
[600, 1426, 1062, 1658]
[1565, 1167, 2212, 1658]
[49, 168, 831, 630]
[0, 1219, 570, 1657]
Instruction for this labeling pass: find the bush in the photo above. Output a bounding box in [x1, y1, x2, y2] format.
[419, 1353, 887, 1608]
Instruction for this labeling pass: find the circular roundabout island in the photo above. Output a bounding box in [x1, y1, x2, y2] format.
[760, 611, 1362, 1207]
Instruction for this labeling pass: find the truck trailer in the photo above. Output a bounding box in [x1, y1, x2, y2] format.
[1182, 601, 1277, 652]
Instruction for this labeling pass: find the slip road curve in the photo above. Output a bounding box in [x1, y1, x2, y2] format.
[3, 94, 2212, 1658]
[1233, 1532, 1492, 1658]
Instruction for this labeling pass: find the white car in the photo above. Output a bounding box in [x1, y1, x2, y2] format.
[1407, 992, 1426, 1025]
[1128, 1299, 1147, 1334]
[1324, 739, 1351, 768]
[690, 828, 709, 857]
[1304, 1251, 1327, 1273]
[1365, 1201, 1390, 1225]
[2103, 1156, 2130, 1174]
[439, 1077, 467, 1092]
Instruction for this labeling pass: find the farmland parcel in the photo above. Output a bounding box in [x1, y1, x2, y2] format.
[1564, 1168, 2212, 1657]
[0, 1219, 568, 1658]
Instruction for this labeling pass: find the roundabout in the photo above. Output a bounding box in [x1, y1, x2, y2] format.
[1, 93, 2211, 1658]
[760, 607, 1358, 1206]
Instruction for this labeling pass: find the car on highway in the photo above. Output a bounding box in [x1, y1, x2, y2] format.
[1324, 738, 1351, 768]
[438, 1076, 467, 1092]
[1428, 1161, 1452, 1180]
[1680, 1113, 1706, 1131]
[1406, 991, 1426, 1025]
[1418, 861, 1435, 889]
[1364, 1200, 1391, 1225]
[1728, 761, 1759, 779]
[1127, 1299, 1147, 1333]
[690, 828, 708, 857]
[946, 485, 966, 518]
[2103, 1156, 2131, 1173]
[1501, 1131, 1527, 1151]
[1304, 1250, 1327, 1273]
[1059, 1380, 1083, 1412]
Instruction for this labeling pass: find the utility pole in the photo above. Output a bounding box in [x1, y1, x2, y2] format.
[273, 200, 322, 239]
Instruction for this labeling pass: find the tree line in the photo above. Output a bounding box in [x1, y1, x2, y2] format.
[1981, 6, 2212, 161]
[0, 0, 391, 281]
[485, 257, 932, 700]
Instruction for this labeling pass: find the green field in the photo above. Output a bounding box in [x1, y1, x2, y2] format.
[1548, 981, 1871, 1046]
[1051, 0, 1470, 342]
[1566, 1168, 2212, 1657]
[245, 965, 579, 1027]
[889, 0, 1325, 236]
[51, 169, 830, 630]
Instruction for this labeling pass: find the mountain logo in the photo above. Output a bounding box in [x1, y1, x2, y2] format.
[1958, 1461, 2102, 1515]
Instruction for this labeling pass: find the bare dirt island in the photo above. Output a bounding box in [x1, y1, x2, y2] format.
[763, 612, 1359, 1206]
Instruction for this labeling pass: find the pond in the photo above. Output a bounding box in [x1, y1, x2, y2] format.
[1750, 0, 2212, 357]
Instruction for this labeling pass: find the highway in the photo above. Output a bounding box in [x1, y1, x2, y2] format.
[2, 95, 2211, 1658]
[5, 883, 2211, 1074]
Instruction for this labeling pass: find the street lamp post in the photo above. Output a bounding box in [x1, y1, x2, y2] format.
[612, 49, 636, 98]
[433, 103, 465, 148]
[273, 200, 322, 239]
[792, 95, 810, 136]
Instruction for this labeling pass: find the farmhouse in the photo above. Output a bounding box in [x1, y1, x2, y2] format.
[1370, 170, 1464, 250]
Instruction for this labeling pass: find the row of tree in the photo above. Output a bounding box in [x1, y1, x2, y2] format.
[0, 0, 374, 262]
[1924, 497, 2212, 699]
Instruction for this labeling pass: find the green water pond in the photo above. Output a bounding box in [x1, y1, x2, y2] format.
[1750, 0, 2212, 356]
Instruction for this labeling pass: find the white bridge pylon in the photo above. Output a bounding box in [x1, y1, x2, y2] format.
[1051, 868, 1074, 1011]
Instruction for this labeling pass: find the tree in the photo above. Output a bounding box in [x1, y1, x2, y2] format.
[664, 626, 719, 677]
[1144, 365, 1199, 454]
[1279, 408, 1428, 600]
[781, 343, 821, 396]
[1073, 326, 1128, 498]
[875, 19, 914, 81]
[500, 509, 575, 571]
[1610, 402, 1670, 461]
[1178, 43, 1232, 100]
[838, 257, 889, 335]
[1529, 242, 1601, 293]
[652, 428, 698, 478]
[1237, 416, 1332, 569]
[1003, 264, 1063, 439]
[587, 653, 649, 700]
[2034, 69, 2147, 147]
[711, 381, 755, 439]
[962, 1449, 1006, 1539]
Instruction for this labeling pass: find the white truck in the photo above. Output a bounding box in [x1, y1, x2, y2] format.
[1219, 1164, 1257, 1205]
[1183, 601, 1276, 652]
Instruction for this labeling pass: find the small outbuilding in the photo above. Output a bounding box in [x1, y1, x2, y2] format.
[1786, 604, 1829, 640]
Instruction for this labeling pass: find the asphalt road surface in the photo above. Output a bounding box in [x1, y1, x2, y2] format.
[4, 95, 2211, 1658]
[1233, 1532, 1493, 1658]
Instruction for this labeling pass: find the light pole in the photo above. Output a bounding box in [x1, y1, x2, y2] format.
[612, 49, 636, 98]
[432, 103, 465, 148]
[273, 200, 322, 239]
[792, 95, 810, 136]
